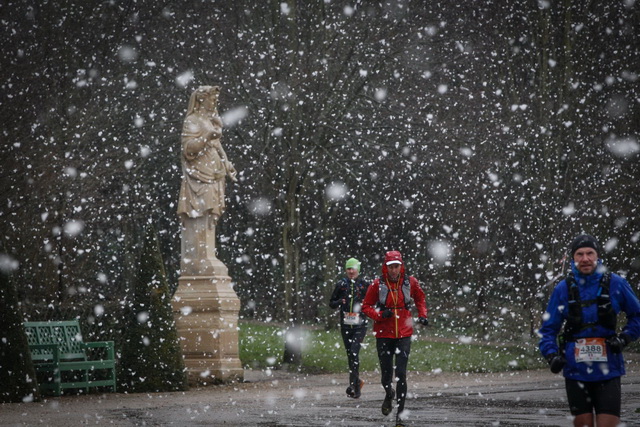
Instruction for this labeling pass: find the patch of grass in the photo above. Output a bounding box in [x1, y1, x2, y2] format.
[239, 322, 547, 373]
[239, 322, 285, 370]
[408, 341, 546, 373]
[300, 328, 380, 373]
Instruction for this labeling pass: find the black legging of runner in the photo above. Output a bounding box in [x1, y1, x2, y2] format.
[377, 337, 411, 414]
[341, 326, 367, 392]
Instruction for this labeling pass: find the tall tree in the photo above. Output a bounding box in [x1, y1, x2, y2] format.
[119, 225, 187, 392]
[0, 255, 40, 403]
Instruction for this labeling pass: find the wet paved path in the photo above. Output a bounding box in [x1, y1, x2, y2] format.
[2, 367, 640, 426]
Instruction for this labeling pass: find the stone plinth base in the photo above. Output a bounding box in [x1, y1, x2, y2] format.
[172, 274, 243, 385]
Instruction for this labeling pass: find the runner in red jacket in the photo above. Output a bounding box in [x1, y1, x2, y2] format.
[362, 250, 428, 427]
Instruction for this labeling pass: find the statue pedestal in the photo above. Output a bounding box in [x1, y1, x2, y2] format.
[171, 273, 244, 385]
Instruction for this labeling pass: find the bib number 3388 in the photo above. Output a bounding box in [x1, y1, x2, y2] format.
[575, 338, 608, 363]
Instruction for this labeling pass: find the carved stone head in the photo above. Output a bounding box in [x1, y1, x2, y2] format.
[187, 85, 220, 116]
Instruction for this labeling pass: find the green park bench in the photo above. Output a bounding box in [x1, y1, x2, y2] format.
[23, 320, 116, 396]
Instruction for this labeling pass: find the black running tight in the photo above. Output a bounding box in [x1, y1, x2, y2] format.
[341, 326, 367, 392]
[376, 337, 411, 414]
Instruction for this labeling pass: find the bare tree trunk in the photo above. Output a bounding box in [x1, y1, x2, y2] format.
[282, 163, 303, 367]
[321, 197, 338, 329]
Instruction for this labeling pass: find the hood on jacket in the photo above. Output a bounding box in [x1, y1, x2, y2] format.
[382, 250, 405, 280]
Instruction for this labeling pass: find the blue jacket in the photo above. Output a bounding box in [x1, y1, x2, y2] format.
[538, 260, 640, 382]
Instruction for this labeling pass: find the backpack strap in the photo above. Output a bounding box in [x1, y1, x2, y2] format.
[564, 274, 582, 339]
[597, 272, 616, 330]
[402, 278, 412, 309]
[378, 281, 389, 308]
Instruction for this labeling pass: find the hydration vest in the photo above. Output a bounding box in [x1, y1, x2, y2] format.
[378, 276, 412, 309]
[341, 277, 366, 302]
[562, 272, 616, 341]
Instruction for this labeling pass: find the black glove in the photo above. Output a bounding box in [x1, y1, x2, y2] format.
[381, 309, 393, 318]
[607, 334, 631, 354]
[545, 353, 566, 374]
[418, 317, 428, 326]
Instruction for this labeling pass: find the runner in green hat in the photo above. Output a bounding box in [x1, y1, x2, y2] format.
[329, 257, 370, 398]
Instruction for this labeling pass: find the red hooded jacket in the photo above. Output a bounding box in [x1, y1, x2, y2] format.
[362, 252, 428, 339]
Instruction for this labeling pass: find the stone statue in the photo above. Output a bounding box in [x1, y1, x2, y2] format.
[177, 85, 237, 229]
[173, 86, 243, 384]
[177, 85, 237, 276]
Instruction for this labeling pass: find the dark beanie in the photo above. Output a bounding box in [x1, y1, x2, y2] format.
[570, 234, 601, 257]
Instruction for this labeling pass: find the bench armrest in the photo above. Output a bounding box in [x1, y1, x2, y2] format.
[29, 343, 60, 362]
[29, 343, 58, 350]
[83, 341, 113, 348]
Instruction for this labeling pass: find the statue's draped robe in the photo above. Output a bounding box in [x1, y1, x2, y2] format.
[177, 115, 227, 220]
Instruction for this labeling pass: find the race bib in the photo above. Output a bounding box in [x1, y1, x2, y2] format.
[574, 338, 607, 363]
[343, 312, 362, 325]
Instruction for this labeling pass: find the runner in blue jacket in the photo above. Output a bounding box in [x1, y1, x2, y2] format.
[539, 234, 640, 427]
